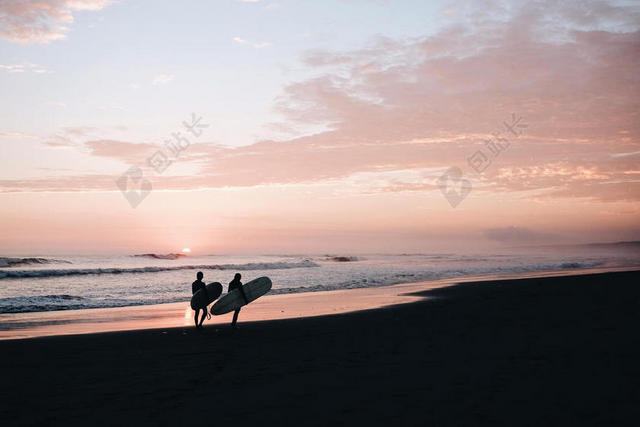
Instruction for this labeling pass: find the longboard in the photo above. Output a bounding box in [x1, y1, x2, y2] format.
[211, 277, 272, 315]
[190, 282, 223, 310]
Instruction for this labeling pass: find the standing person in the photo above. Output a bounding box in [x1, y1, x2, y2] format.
[229, 273, 248, 328]
[192, 271, 207, 328]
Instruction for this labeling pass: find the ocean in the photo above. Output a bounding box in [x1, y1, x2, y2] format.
[1, 244, 639, 314]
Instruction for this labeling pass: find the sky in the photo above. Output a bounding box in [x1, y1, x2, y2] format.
[0, 0, 639, 255]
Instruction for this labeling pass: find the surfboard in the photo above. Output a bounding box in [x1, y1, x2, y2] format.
[211, 277, 272, 315]
[190, 282, 223, 310]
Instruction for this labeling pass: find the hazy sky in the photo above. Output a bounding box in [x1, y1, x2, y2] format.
[1, 0, 639, 254]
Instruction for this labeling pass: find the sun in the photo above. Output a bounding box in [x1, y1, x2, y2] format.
[182, 248, 191, 253]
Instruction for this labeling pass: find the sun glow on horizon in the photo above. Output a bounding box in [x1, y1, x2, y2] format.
[182, 248, 191, 254]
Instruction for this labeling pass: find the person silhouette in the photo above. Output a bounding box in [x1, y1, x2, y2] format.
[229, 273, 248, 328]
[192, 271, 208, 328]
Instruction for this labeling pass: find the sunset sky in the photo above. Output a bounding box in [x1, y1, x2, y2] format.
[1, 0, 639, 254]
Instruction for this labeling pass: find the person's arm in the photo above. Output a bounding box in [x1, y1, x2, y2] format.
[238, 282, 249, 304]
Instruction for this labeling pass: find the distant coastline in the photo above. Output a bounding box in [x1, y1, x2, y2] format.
[586, 241, 640, 248]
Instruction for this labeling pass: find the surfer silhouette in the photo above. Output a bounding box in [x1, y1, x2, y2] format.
[229, 273, 248, 328]
[192, 271, 208, 328]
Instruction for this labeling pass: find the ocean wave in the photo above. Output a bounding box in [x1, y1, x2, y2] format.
[0, 294, 86, 314]
[0, 294, 113, 315]
[0, 257, 72, 268]
[0, 260, 320, 280]
[133, 253, 186, 260]
[0, 258, 618, 314]
[559, 262, 583, 269]
[323, 255, 359, 262]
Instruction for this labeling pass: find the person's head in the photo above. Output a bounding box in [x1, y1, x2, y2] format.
[234, 273, 241, 281]
[197, 271, 203, 280]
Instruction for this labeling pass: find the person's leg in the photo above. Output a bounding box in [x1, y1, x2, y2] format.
[194, 309, 200, 328]
[199, 308, 206, 327]
[231, 308, 241, 328]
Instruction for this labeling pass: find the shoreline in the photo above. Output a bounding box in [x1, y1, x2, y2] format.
[1, 265, 637, 341]
[2, 269, 638, 425]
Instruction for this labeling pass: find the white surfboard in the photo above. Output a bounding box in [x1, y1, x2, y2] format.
[211, 277, 272, 315]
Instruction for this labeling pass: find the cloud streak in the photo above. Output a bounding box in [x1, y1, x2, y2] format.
[233, 36, 271, 48]
[152, 74, 173, 85]
[0, 62, 50, 73]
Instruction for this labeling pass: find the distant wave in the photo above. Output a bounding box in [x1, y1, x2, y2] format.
[323, 255, 359, 262]
[0, 257, 72, 268]
[133, 253, 187, 260]
[559, 262, 583, 269]
[0, 260, 320, 280]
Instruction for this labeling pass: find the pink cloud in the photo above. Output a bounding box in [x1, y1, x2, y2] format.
[2, 0, 639, 204]
[0, 0, 112, 44]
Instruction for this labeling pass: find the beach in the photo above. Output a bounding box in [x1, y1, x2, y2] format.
[1, 270, 639, 426]
[2, 1, 639, 425]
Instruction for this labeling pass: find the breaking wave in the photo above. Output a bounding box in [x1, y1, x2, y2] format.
[0, 260, 320, 280]
[0, 257, 72, 268]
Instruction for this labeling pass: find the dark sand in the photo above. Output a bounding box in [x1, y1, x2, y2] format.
[2, 271, 639, 426]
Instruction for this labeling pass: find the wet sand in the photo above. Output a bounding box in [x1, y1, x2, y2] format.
[0, 280, 428, 340]
[1, 270, 639, 425]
